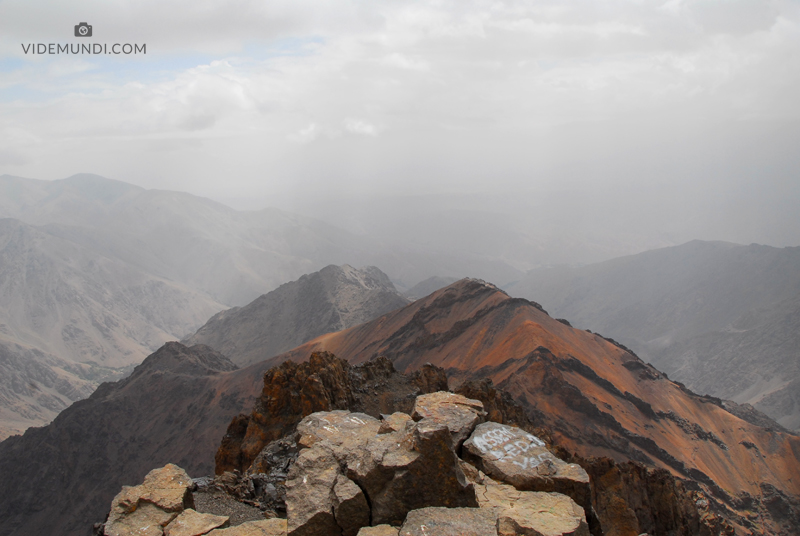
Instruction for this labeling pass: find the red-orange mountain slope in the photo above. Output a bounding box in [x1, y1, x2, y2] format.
[274, 279, 800, 510]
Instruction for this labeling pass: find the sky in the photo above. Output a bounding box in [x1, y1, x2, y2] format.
[1, 0, 799, 255]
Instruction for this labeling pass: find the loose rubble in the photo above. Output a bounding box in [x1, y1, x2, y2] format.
[99, 391, 594, 536]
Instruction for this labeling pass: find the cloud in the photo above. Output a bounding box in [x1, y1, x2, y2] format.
[0, 0, 797, 211]
[343, 118, 378, 136]
[288, 123, 320, 143]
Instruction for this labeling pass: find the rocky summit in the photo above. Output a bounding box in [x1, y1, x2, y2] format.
[98, 390, 592, 536]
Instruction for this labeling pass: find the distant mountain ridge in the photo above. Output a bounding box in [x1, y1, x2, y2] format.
[0, 173, 525, 437]
[1, 278, 798, 534]
[506, 240, 800, 429]
[184, 264, 410, 366]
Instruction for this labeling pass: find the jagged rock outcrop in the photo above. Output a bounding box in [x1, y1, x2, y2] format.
[215, 352, 448, 474]
[273, 278, 800, 534]
[184, 265, 410, 366]
[101, 391, 593, 536]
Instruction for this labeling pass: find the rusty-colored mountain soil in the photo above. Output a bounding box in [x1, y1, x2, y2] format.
[274, 279, 800, 533]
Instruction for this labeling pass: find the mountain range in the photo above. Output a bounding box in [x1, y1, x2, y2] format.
[0, 173, 523, 437]
[506, 240, 800, 429]
[2, 277, 797, 535]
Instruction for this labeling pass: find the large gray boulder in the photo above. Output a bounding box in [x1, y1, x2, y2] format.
[463, 422, 591, 510]
[285, 403, 479, 532]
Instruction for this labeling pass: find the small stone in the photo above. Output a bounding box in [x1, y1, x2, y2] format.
[357, 526, 399, 536]
[379, 413, 412, 434]
[399, 507, 496, 536]
[165, 509, 229, 536]
[207, 519, 287, 535]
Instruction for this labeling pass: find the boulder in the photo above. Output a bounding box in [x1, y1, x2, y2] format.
[104, 464, 195, 536]
[357, 526, 399, 536]
[412, 392, 485, 450]
[476, 483, 589, 536]
[285, 447, 344, 536]
[285, 403, 478, 531]
[463, 422, 590, 509]
[207, 519, 287, 536]
[347, 418, 478, 525]
[164, 509, 229, 536]
[399, 507, 497, 536]
[333, 475, 370, 536]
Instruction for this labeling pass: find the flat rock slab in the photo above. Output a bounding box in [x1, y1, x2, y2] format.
[297, 411, 380, 452]
[476, 483, 589, 536]
[463, 422, 590, 508]
[357, 526, 399, 536]
[412, 392, 485, 450]
[207, 519, 287, 536]
[399, 507, 497, 536]
[165, 509, 229, 536]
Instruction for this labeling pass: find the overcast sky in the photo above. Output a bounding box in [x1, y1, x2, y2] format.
[1, 0, 799, 249]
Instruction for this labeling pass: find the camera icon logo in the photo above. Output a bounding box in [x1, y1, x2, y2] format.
[74, 22, 92, 37]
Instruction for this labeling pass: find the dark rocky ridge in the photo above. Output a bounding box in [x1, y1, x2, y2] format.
[183, 265, 409, 366]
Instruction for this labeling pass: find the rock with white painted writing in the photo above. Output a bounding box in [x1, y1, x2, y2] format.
[476, 483, 589, 536]
[463, 422, 591, 511]
[412, 392, 486, 450]
[399, 507, 497, 536]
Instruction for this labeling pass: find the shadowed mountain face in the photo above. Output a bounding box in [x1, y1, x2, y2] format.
[0, 218, 225, 438]
[0, 343, 271, 536]
[183, 265, 410, 366]
[275, 279, 800, 532]
[505, 240, 800, 430]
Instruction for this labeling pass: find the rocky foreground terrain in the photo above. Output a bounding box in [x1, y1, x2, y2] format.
[2, 278, 799, 535]
[96, 353, 727, 536]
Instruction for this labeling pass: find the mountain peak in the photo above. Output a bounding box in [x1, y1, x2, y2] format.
[127, 342, 237, 379]
[184, 265, 410, 366]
